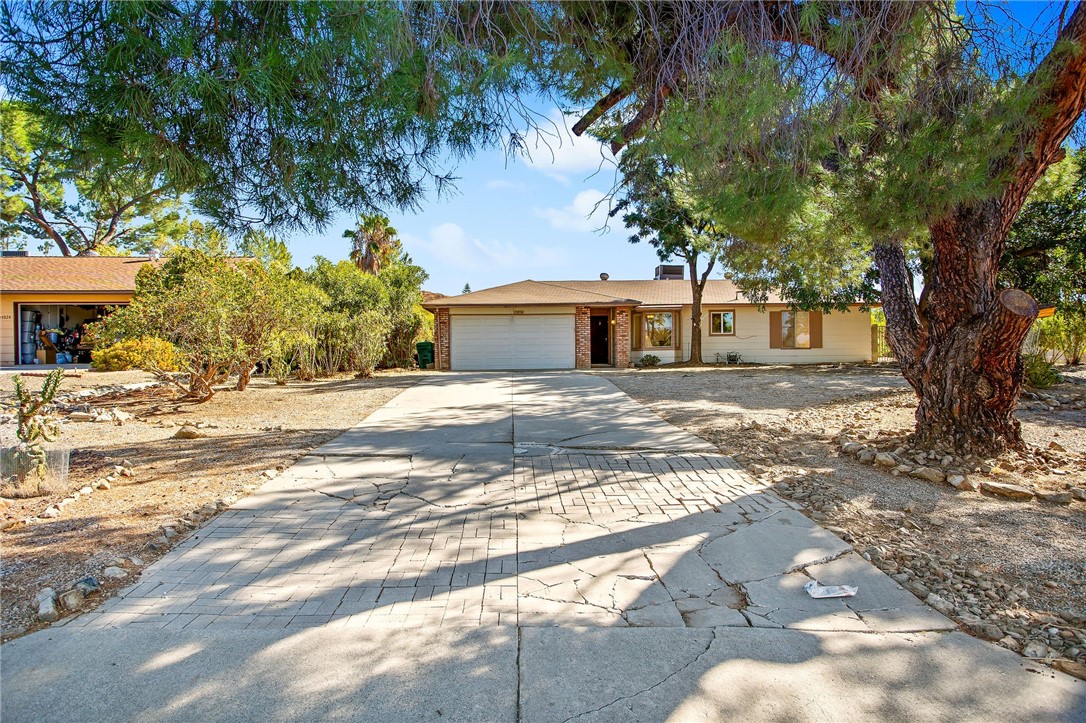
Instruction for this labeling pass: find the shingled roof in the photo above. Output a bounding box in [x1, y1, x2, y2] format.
[0, 256, 153, 293]
[422, 279, 786, 309]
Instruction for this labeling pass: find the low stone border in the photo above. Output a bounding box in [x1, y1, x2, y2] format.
[835, 435, 1086, 504]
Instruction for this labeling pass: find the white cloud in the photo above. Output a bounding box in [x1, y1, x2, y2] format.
[518, 109, 618, 184]
[404, 222, 567, 272]
[534, 189, 614, 233]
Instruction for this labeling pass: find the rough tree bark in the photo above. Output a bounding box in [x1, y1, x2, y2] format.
[686, 252, 717, 365]
[873, 4, 1086, 456]
[563, 1, 1085, 455]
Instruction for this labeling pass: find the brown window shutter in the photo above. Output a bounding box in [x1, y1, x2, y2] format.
[769, 311, 783, 348]
[810, 311, 823, 349]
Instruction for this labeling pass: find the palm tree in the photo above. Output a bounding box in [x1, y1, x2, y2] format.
[344, 214, 399, 274]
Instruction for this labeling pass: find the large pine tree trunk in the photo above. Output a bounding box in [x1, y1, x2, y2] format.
[875, 199, 1039, 457]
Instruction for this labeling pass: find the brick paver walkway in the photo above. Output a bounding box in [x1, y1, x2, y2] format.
[69, 447, 793, 630]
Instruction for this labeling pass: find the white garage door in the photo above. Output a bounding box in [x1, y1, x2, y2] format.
[450, 315, 575, 370]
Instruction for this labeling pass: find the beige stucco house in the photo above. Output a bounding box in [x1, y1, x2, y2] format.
[1, 255, 151, 367]
[422, 267, 875, 371]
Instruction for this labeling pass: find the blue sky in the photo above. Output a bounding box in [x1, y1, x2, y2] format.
[281, 2, 1072, 297]
[284, 110, 663, 296]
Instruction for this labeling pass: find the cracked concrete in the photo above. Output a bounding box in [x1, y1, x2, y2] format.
[3, 372, 1083, 722]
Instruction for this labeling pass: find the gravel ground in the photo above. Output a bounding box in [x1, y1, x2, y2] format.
[0, 370, 423, 638]
[602, 363, 1086, 677]
[0, 367, 156, 393]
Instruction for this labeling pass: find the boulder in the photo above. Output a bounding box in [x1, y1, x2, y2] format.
[1038, 491, 1072, 505]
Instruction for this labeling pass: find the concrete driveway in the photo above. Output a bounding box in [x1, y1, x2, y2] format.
[3, 373, 1083, 721]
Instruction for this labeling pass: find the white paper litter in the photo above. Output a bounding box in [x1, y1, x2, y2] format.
[804, 580, 858, 599]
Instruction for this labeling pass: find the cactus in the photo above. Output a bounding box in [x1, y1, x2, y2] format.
[10, 368, 64, 482]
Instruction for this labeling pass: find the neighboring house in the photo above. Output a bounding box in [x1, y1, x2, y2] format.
[0, 254, 151, 366]
[421, 266, 875, 371]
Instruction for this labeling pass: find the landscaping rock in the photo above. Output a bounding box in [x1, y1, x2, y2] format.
[58, 588, 84, 610]
[174, 426, 207, 440]
[36, 588, 59, 621]
[99, 480, 111, 491]
[37, 596, 59, 622]
[925, 593, 955, 616]
[73, 577, 100, 595]
[1070, 487, 1086, 501]
[1022, 641, 1051, 659]
[980, 481, 1033, 500]
[874, 452, 897, 467]
[102, 566, 128, 580]
[946, 474, 980, 492]
[1037, 491, 1072, 505]
[910, 467, 946, 483]
[968, 622, 1004, 641]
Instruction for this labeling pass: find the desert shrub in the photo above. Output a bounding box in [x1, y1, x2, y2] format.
[94, 247, 324, 401]
[295, 311, 390, 379]
[1023, 352, 1061, 389]
[638, 354, 661, 368]
[92, 337, 179, 372]
[305, 255, 429, 369]
[378, 263, 429, 368]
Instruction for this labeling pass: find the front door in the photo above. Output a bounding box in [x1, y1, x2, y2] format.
[590, 315, 610, 365]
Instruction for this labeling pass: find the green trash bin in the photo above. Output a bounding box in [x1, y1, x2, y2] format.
[416, 341, 435, 369]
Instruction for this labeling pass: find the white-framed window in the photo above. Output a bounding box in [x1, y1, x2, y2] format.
[709, 310, 735, 336]
[782, 310, 811, 349]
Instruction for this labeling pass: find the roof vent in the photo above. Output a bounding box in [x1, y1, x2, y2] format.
[654, 264, 684, 280]
[599, 272, 609, 281]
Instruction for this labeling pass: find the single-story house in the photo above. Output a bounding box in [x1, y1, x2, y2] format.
[421, 266, 876, 370]
[1, 254, 151, 366]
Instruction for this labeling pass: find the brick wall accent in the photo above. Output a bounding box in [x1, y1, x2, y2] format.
[435, 308, 450, 370]
[575, 306, 592, 369]
[614, 306, 632, 368]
